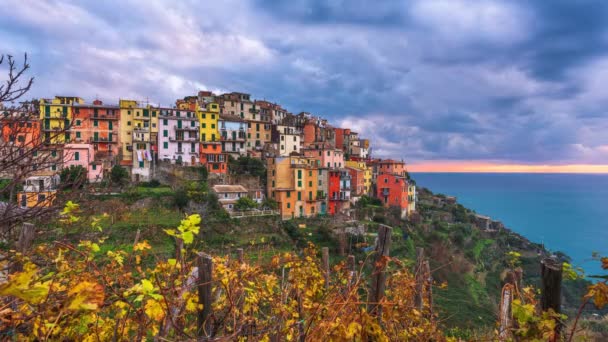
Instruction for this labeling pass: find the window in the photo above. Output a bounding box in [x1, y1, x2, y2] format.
[163, 130, 168, 137]
[127, 121, 131, 126]
[202, 123, 206, 128]
[92, 164, 97, 170]
[74, 152, 80, 161]
[309, 171, 312, 177]
[297, 192, 301, 200]
[202, 133, 206, 141]
[163, 142, 168, 149]
[202, 113, 206, 119]
[76, 120, 81, 126]
[51, 150, 57, 157]
[191, 120, 195, 127]
[38, 194, 46, 203]
[211, 124, 215, 129]
[287, 191, 291, 198]
[297, 170, 302, 179]
[287, 203, 291, 209]
[309, 181, 312, 187]
[163, 119, 168, 125]
[139, 161, 144, 168]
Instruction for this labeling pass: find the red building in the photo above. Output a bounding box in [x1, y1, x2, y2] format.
[328, 169, 341, 215]
[303, 121, 317, 145]
[199, 141, 227, 174]
[375, 173, 408, 219]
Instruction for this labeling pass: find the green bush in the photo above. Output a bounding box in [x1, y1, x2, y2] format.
[234, 196, 258, 211]
[60, 165, 88, 188]
[110, 165, 129, 185]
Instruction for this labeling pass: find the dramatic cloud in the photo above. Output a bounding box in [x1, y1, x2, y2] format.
[2, 0, 608, 165]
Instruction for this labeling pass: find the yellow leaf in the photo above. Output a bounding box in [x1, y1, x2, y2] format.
[145, 299, 165, 322]
[168, 259, 177, 266]
[67, 281, 104, 311]
[586, 282, 608, 309]
[0, 263, 49, 304]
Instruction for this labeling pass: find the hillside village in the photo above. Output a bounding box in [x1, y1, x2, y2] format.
[2, 92, 416, 220]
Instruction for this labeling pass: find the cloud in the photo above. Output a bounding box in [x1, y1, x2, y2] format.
[1, 0, 608, 166]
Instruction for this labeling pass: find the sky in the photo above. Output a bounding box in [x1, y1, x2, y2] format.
[1, 0, 608, 171]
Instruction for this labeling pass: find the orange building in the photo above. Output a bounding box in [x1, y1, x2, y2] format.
[199, 141, 227, 174]
[375, 173, 408, 219]
[72, 100, 120, 169]
[347, 166, 365, 196]
[0, 111, 41, 148]
[267, 156, 325, 219]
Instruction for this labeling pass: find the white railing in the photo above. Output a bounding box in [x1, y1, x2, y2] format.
[229, 209, 279, 218]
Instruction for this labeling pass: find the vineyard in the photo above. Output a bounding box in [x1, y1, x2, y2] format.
[1, 202, 607, 341]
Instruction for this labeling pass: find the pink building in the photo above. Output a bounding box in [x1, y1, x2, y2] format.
[157, 108, 200, 165]
[63, 143, 103, 182]
[302, 142, 344, 169]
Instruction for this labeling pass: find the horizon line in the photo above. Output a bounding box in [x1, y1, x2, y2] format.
[406, 162, 608, 174]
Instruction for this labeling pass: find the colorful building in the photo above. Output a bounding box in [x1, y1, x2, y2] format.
[200, 141, 227, 174]
[219, 114, 247, 157]
[17, 171, 59, 208]
[0, 110, 41, 148]
[131, 127, 154, 182]
[347, 166, 365, 196]
[212, 184, 249, 211]
[40, 96, 84, 144]
[158, 108, 200, 165]
[302, 143, 344, 169]
[375, 173, 408, 219]
[407, 183, 416, 215]
[273, 124, 301, 156]
[199, 102, 220, 142]
[72, 100, 119, 171]
[63, 143, 103, 182]
[219, 92, 255, 120]
[247, 120, 272, 154]
[267, 156, 325, 219]
[345, 160, 372, 195]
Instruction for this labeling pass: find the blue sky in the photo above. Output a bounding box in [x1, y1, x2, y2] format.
[2, 0, 608, 165]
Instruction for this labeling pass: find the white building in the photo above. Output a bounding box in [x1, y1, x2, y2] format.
[212, 184, 249, 211]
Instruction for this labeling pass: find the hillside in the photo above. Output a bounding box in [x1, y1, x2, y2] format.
[25, 178, 596, 339]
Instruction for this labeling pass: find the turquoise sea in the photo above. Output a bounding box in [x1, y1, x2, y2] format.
[412, 172, 608, 275]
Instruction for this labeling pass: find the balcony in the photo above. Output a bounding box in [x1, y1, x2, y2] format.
[92, 114, 118, 120]
[90, 137, 117, 144]
[189, 150, 197, 154]
[176, 149, 184, 154]
[174, 125, 198, 131]
[169, 136, 198, 142]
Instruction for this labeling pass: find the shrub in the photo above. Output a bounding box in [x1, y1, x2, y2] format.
[110, 165, 129, 185]
[60, 165, 88, 188]
[234, 196, 258, 211]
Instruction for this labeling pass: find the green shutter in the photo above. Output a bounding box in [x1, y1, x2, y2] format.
[74, 152, 79, 161]
[109, 121, 113, 130]
[163, 142, 168, 149]
[94, 132, 99, 141]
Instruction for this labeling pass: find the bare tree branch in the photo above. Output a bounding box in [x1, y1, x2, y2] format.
[0, 53, 34, 103]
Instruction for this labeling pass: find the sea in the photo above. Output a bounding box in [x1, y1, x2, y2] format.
[412, 172, 608, 276]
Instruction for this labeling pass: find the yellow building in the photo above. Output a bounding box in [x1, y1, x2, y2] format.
[345, 160, 372, 195]
[40, 96, 84, 144]
[118, 100, 158, 165]
[199, 102, 220, 142]
[407, 183, 416, 215]
[17, 172, 60, 208]
[267, 156, 325, 219]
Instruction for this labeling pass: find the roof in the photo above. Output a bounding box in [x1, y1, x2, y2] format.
[212, 184, 248, 193]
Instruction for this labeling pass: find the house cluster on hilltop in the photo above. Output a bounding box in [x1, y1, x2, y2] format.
[0, 91, 416, 219]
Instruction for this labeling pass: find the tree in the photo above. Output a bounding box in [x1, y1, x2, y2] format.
[234, 196, 257, 211]
[261, 197, 278, 210]
[0, 53, 73, 233]
[59, 165, 88, 189]
[228, 156, 266, 179]
[173, 188, 189, 212]
[109, 165, 129, 186]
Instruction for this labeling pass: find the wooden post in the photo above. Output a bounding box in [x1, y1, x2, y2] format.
[338, 231, 347, 256]
[499, 270, 516, 341]
[132, 228, 141, 247]
[175, 238, 184, 263]
[414, 247, 425, 310]
[237, 248, 244, 264]
[367, 224, 392, 320]
[347, 255, 356, 288]
[322, 247, 330, 290]
[16, 223, 35, 254]
[541, 258, 563, 340]
[424, 260, 433, 319]
[197, 253, 214, 338]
